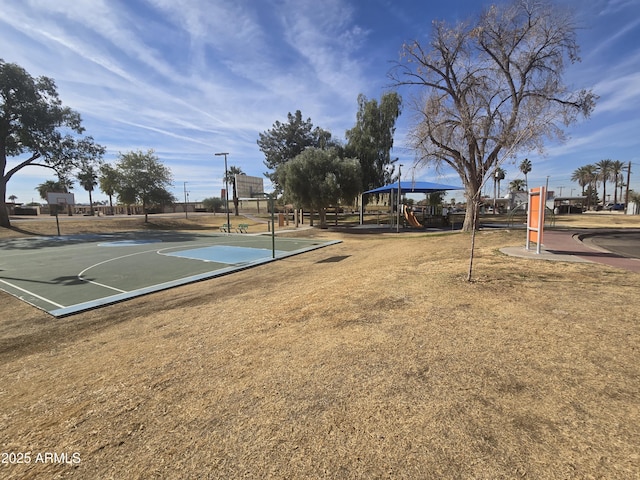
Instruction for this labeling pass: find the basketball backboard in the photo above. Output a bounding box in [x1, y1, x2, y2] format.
[235, 175, 264, 199]
[46, 192, 75, 206]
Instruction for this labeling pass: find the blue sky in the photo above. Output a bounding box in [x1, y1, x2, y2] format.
[2, 0, 639, 205]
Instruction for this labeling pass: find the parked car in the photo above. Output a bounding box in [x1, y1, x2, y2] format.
[605, 203, 625, 211]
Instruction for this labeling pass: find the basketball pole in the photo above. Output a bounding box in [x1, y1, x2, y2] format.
[254, 192, 276, 258]
[270, 194, 275, 258]
[55, 207, 61, 236]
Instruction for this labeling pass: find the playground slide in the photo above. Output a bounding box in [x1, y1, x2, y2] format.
[404, 209, 423, 228]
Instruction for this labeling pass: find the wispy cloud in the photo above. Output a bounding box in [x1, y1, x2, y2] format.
[587, 16, 640, 57]
[592, 72, 640, 114]
[599, 0, 639, 15]
[279, 0, 369, 102]
[3, 0, 640, 203]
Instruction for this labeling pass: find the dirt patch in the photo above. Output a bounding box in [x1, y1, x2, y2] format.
[1, 214, 639, 479]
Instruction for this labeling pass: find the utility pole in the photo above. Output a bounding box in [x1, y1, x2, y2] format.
[625, 161, 632, 214]
[557, 186, 564, 197]
[183, 182, 188, 219]
[545, 176, 550, 198]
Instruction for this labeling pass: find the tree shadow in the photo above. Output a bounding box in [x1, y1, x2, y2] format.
[0, 275, 97, 286]
[0, 230, 209, 250]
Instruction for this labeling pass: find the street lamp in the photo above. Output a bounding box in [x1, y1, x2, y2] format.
[183, 181, 188, 219]
[215, 152, 230, 233]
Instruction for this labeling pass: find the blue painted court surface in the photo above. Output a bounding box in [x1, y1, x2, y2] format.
[0, 231, 339, 317]
[164, 245, 281, 264]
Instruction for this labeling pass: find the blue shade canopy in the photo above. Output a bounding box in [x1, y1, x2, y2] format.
[364, 181, 463, 195]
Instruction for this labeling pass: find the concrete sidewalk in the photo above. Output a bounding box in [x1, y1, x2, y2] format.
[501, 229, 640, 273]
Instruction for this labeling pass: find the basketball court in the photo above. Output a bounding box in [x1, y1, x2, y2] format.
[0, 230, 339, 317]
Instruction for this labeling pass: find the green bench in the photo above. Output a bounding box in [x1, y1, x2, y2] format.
[220, 223, 232, 233]
[236, 224, 249, 233]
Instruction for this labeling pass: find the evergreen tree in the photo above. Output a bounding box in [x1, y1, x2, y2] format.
[345, 92, 402, 202]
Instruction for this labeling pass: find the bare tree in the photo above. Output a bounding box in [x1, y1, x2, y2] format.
[390, 0, 596, 280]
[391, 1, 596, 229]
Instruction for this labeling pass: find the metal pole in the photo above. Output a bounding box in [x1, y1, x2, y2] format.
[536, 187, 543, 254]
[183, 182, 188, 219]
[397, 164, 402, 233]
[625, 161, 631, 214]
[270, 194, 275, 258]
[215, 152, 230, 233]
[390, 188, 394, 230]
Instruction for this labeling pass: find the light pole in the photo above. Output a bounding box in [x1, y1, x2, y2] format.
[215, 152, 230, 233]
[183, 181, 188, 219]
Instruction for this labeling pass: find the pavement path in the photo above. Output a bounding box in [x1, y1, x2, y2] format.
[501, 229, 640, 273]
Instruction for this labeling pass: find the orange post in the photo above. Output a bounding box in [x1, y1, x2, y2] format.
[526, 187, 546, 254]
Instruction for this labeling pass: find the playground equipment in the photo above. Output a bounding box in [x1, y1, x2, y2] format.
[404, 208, 423, 228]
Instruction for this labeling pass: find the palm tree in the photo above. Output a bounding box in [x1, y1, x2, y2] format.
[509, 179, 526, 192]
[36, 180, 69, 200]
[571, 165, 590, 193]
[571, 165, 598, 210]
[77, 164, 98, 215]
[226, 166, 245, 216]
[519, 158, 532, 190]
[8, 194, 17, 203]
[610, 160, 625, 204]
[99, 164, 120, 215]
[596, 159, 614, 206]
[37, 179, 73, 214]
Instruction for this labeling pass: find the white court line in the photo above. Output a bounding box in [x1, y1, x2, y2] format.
[82, 280, 127, 293]
[0, 279, 66, 308]
[76, 249, 162, 293]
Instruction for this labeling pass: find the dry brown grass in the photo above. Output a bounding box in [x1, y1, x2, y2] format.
[1, 213, 639, 479]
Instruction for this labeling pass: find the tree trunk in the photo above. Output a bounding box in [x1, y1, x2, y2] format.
[0, 182, 10, 228]
[88, 189, 94, 215]
[493, 177, 497, 215]
[319, 208, 327, 228]
[0, 148, 10, 227]
[462, 179, 483, 231]
[462, 200, 477, 231]
[466, 199, 480, 282]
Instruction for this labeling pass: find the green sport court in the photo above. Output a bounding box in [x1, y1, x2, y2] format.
[0, 231, 340, 317]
